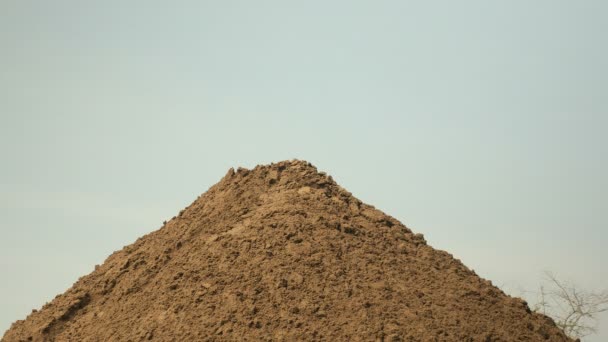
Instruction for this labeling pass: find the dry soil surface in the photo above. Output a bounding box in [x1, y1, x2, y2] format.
[2, 160, 574, 341]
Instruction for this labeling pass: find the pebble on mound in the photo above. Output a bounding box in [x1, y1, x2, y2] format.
[2, 160, 573, 341]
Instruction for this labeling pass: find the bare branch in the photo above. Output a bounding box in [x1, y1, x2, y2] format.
[530, 272, 608, 339]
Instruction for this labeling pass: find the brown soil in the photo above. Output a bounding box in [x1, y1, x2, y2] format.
[2, 160, 573, 341]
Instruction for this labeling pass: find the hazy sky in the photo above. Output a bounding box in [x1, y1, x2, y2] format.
[1, 1, 607, 339]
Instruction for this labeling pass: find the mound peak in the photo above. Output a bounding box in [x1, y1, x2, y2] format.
[3, 160, 572, 341]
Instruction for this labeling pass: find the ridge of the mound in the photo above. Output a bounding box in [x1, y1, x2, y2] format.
[2, 160, 573, 341]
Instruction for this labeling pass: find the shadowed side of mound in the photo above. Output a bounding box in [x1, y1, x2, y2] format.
[2, 160, 574, 341]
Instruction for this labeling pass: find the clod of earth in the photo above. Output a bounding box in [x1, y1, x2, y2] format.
[2, 160, 574, 341]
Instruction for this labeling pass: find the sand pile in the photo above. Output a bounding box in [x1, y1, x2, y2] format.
[3, 160, 572, 341]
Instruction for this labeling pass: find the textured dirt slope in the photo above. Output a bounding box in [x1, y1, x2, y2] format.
[3, 160, 573, 341]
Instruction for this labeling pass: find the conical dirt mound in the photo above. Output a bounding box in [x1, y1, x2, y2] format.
[3, 160, 572, 341]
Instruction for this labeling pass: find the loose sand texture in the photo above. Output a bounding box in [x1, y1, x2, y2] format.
[2, 160, 574, 341]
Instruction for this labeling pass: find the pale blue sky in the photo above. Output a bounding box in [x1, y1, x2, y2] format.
[1, 1, 607, 339]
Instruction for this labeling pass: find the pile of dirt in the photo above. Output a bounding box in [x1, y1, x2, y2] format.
[3, 160, 573, 341]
